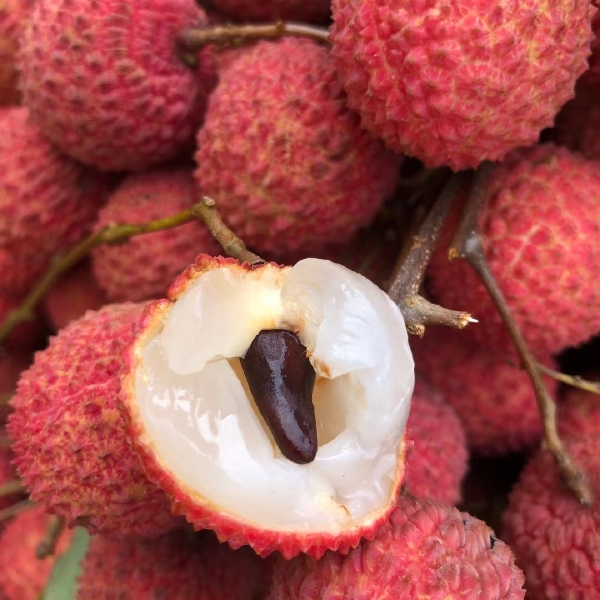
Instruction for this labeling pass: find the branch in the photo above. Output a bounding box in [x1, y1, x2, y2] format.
[537, 365, 600, 396]
[449, 162, 593, 506]
[36, 516, 65, 559]
[0, 498, 35, 522]
[0, 479, 25, 497]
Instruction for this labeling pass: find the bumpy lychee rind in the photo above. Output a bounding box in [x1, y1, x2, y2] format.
[427, 144, 600, 354]
[77, 529, 266, 600]
[404, 380, 468, 505]
[0, 505, 74, 600]
[121, 254, 409, 559]
[210, 0, 331, 23]
[0, 107, 112, 297]
[411, 328, 553, 455]
[195, 38, 401, 256]
[91, 168, 221, 302]
[330, 0, 594, 170]
[8, 303, 180, 538]
[268, 495, 525, 599]
[20, 0, 214, 171]
[502, 437, 600, 600]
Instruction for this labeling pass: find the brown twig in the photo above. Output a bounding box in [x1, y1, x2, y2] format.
[178, 22, 330, 52]
[0, 436, 13, 448]
[387, 172, 475, 336]
[0, 393, 12, 404]
[448, 162, 593, 505]
[0, 197, 263, 346]
[537, 365, 600, 396]
[0, 479, 25, 497]
[0, 498, 35, 522]
[36, 516, 65, 559]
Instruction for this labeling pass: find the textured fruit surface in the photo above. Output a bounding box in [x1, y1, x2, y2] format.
[404, 380, 468, 505]
[8, 303, 180, 537]
[0, 107, 112, 297]
[330, 0, 594, 170]
[0, 0, 34, 105]
[121, 254, 413, 558]
[210, 0, 331, 22]
[0, 505, 74, 600]
[21, 0, 214, 171]
[411, 328, 553, 455]
[428, 144, 600, 354]
[268, 494, 525, 599]
[195, 39, 401, 256]
[503, 437, 600, 600]
[91, 168, 220, 302]
[558, 376, 600, 439]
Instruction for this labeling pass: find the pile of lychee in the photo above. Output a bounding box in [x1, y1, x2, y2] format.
[1, 0, 600, 598]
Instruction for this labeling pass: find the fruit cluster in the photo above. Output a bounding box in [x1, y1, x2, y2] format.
[0, 0, 599, 598]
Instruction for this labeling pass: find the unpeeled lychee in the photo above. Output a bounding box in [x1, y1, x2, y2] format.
[0, 107, 112, 297]
[267, 494, 525, 599]
[427, 143, 600, 355]
[330, 0, 594, 170]
[195, 38, 401, 257]
[502, 437, 600, 599]
[91, 168, 220, 302]
[20, 0, 215, 171]
[77, 529, 267, 600]
[8, 303, 181, 538]
[210, 0, 331, 23]
[404, 380, 468, 506]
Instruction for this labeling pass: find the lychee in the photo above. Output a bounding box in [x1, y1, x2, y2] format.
[410, 327, 554, 455]
[195, 38, 401, 257]
[8, 303, 181, 538]
[427, 143, 600, 355]
[209, 0, 331, 23]
[91, 168, 220, 303]
[404, 380, 468, 506]
[121, 254, 414, 558]
[20, 0, 215, 171]
[267, 494, 525, 599]
[502, 437, 600, 600]
[0, 505, 74, 600]
[77, 529, 267, 600]
[557, 376, 600, 439]
[0, 107, 113, 297]
[329, 0, 594, 170]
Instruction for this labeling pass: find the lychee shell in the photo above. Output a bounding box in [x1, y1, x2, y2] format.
[210, 0, 331, 23]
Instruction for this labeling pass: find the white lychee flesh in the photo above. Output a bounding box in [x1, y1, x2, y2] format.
[129, 258, 414, 539]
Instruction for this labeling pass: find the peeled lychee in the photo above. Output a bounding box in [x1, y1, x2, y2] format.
[330, 0, 594, 170]
[20, 0, 215, 171]
[210, 0, 331, 23]
[558, 377, 600, 439]
[195, 38, 401, 257]
[0, 107, 112, 297]
[0, 505, 74, 600]
[427, 143, 600, 355]
[91, 168, 220, 302]
[8, 303, 181, 538]
[502, 437, 600, 600]
[268, 494, 525, 599]
[404, 380, 468, 506]
[121, 255, 414, 558]
[411, 327, 554, 455]
[77, 529, 267, 600]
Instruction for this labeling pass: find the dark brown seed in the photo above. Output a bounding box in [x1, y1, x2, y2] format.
[240, 329, 317, 464]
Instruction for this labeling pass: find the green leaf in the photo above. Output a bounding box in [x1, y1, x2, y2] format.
[42, 527, 90, 600]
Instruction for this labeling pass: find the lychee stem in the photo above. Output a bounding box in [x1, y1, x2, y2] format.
[0, 479, 25, 497]
[537, 364, 600, 395]
[0, 498, 34, 522]
[449, 162, 594, 506]
[387, 172, 475, 336]
[177, 22, 330, 54]
[36, 516, 65, 560]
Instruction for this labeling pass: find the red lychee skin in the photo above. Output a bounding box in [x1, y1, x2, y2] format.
[427, 144, 600, 355]
[77, 529, 267, 600]
[0, 107, 113, 297]
[410, 328, 555, 456]
[267, 495, 525, 600]
[0, 293, 46, 352]
[404, 380, 468, 506]
[581, 9, 600, 86]
[0, 0, 35, 106]
[502, 437, 600, 600]
[195, 38, 402, 256]
[91, 168, 221, 303]
[329, 0, 594, 170]
[8, 303, 182, 538]
[0, 505, 74, 600]
[120, 254, 408, 559]
[42, 260, 107, 331]
[557, 376, 600, 439]
[20, 0, 215, 172]
[210, 0, 331, 23]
